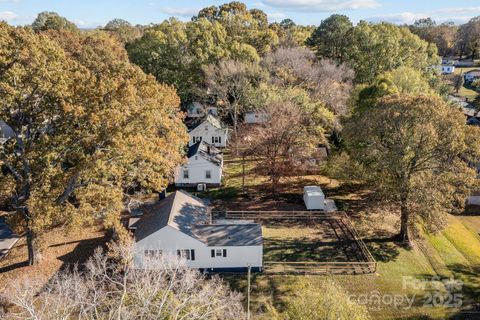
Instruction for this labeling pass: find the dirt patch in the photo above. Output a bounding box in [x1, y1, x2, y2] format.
[0, 224, 108, 291]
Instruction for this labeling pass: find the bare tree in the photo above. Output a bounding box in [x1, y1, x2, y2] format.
[202, 60, 266, 139]
[235, 100, 317, 195]
[2, 242, 244, 319]
[262, 46, 354, 117]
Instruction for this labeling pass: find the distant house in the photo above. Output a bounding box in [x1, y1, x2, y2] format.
[186, 102, 218, 119]
[132, 190, 263, 272]
[440, 65, 455, 74]
[174, 141, 223, 187]
[244, 112, 266, 124]
[188, 114, 228, 148]
[464, 70, 480, 84]
[468, 191, 480, 206]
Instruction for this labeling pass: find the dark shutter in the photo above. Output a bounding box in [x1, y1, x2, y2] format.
[191, 250, 195, 261]
[223, 249, 227, 257]
[219, 137, 222, 144]
[211, 249, 215, 257]
[212, 137, 215, 143]
[177, 250, 181, 257]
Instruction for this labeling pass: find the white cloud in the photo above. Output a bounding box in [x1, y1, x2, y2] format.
[368, 12, 428, 25]
[262, 0, 380, 11]
[268, 12, 287, 21]
[160, 7, 200, 18]
[0, 11, 18, 21]
[436, 7, 480, 15]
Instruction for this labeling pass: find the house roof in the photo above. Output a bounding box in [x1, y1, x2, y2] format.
[465, 70, 480, 76]
[190, 114, 225, 131]
[187, 141, 222, 166]
[134, 190, 263, 247]
[134, 190, 210, 242]
[192, 224, 263, 246]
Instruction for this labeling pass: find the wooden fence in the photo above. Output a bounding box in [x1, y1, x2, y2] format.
[212, 210, 377, 275]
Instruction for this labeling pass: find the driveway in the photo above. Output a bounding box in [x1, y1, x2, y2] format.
[0, 216, 20, 259]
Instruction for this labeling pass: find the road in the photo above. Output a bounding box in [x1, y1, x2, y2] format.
[0, 216, 20, 259]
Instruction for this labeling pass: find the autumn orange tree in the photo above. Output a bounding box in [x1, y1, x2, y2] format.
[0, 23, 187, 264]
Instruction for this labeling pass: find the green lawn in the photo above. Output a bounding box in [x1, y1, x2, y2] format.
[212, 155, 480, 319]
[452, 67, 480, 103]
[227, 215, 480, 319]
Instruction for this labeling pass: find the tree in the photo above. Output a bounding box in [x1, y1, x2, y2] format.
[344, 94, 480, 243]
[307, 14, 353, 62]
[453, 73, 465, 93]
[193, 2, 279, 55]
[410, 19, 457, 57]
[31, 11, 78, 33]
[345, 22, 440, 84]
[127, 17, 258, 103]
[3, 243, 244, 319]
[262, 46, 354, 117]
[0, 24, 187, 264]
[202, 59, 266, 138]
[234, 100, 320, 194]
[104, 18, 143, 44]
[356, 67, 433, 111]
[456, 17, 480, 60]
[282, 279, 370, 320]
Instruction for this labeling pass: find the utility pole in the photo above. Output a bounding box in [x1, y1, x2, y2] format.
[247, 265, 251, 320]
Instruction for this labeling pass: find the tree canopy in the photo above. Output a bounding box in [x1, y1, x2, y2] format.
[343, 94, 480, 243]
[0, 23, 187, 264]
[31, 11, 78, 33]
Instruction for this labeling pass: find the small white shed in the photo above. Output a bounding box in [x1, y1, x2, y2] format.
[303, 186, 325, 210]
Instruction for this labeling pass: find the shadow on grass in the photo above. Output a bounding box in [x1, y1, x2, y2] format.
[57, 235, 109, 272]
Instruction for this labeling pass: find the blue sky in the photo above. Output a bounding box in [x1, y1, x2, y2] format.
[1, 0, 480, 28]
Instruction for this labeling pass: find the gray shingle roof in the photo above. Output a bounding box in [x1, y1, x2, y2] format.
[187, 141, 222, 166]
[193, 224, 263, 246]
[134, 191, 262, 247]
[190, 114, 225, 131]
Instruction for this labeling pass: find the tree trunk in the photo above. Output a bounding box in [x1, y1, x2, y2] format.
[398, 188, 411, 245]
[26, 228, 41, 265]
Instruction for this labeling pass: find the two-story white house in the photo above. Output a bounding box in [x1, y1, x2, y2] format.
[132, 190, 263, 272]
[188, 115, 228, 148]
[186, 102, 218, 119]
[174, 141, 223, 187]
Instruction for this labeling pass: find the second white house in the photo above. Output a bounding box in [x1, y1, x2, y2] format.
[174, 141, 223, 187]
[188, 114, 228, 148]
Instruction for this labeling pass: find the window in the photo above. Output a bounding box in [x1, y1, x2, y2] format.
[177, 249, 195, 261]
[144, 250, 162, 259]
[195, 156, 198, 160]
[206, 170, 211, 179]
[196, 108, 201, 114]
[211, 249, 227, 258]
[183, 170, 189, 179]
[212, 136, 221, 144]
[193, 136, 202, 143]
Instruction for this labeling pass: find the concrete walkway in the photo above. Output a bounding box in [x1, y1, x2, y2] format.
[0, 217, 20, 259]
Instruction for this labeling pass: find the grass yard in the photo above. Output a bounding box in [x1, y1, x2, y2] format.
[452, 67, 480, 103]
[213, 156, 480, 319]
[262, 219, 363, 263]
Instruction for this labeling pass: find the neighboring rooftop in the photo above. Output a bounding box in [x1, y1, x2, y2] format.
[187, 141, 222, 166]
[190, 114, 225, 131]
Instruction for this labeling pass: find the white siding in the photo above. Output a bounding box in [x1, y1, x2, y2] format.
[134, 226, 262, 269]
[174, 155, 222, 186]
[189, 121, 228, 148]
[468, 195, 480, 206]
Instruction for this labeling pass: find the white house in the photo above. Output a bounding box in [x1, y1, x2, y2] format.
[174, 141, 223, 187]
[244, 112, 266, 124]
[439, 65, 455, 74]
[464, 70, 480, 84]
[468, 191, 480, 206]
[186, 102, 218, 119]
[188, 114, 228, 148]
[132, 190, 263, 272]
